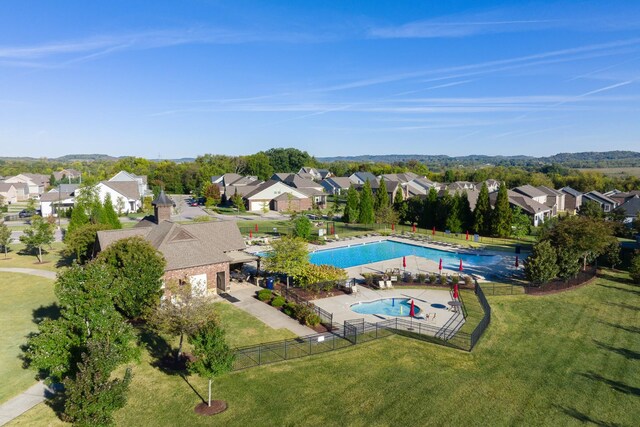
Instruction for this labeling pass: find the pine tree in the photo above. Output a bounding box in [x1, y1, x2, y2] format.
[436, 191, 451, 230]
[473, 182, 491, 235]
[458, 191, 473, 232]
[374, 182, 389, 212]
[358, 180, 375, 224]
[102, 193, 122, 229]
[424, 187, 438, 228]
[524, 240, 559, 284]
[343, 186, 359, 224]
[491, 182, 512, 237]
[446, 192, 462, 233]
[393, 189, 406, 223]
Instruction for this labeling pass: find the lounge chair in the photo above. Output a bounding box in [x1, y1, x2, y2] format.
[351, 284, 358, 295]
[378, 281, 387, 289]
[386, 280, 393, 288]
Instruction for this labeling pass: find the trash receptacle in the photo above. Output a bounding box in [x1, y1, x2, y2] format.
[266, 277, 275, 290]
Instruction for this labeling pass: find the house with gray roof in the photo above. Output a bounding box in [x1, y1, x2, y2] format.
[583, 191, 618, 213]
[537, 186, 566, 216]
[615, 195, 640, 224]
[96, 191, 256, 295]
[560, 186, 583, 214]
[491, 190, 552, 226]
[512, 185, 548, 204]
[320, 177, 353, 195]
[243, 180, 312, 212]
[0, 182, 19, 204]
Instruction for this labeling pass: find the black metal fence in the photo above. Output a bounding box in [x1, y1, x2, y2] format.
[469, 283, 491, 350]
[481, 282, 526, 296]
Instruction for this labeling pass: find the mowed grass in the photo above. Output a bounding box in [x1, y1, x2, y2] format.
[11, 270, 640, 426]
[0, 242, 67, 272]
[0, 273, 55, 404]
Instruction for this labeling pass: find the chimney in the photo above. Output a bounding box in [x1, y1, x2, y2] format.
[152, 190, 173, 224]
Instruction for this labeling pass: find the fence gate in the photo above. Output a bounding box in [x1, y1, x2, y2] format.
[343, 321, 358, 344]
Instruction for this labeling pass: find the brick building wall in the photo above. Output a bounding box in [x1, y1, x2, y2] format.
[163, 261, 230, 295]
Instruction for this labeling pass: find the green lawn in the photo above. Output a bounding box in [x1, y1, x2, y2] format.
[11, 270, 640, 426]
[0, 242, 67, 272]
[0, 273, 56, 404]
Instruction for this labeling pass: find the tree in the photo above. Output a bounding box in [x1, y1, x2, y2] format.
[230, 190, 245, 212]
[0, 223, 11, 258]
[203, 183, 221, 207]
[343, 186, 359, 224]
[19, 215, 55, 263]
[491, 182, 512, 237]
[115, 197, 126, 216]
[25, 262, 138, 382]
[458, 191, 473, 231]
[26, 197, 37, 215]
[150, 280, 218, 363]
[358, 180, 375, 224]
[393, 189, 406, 223]
[436, 191, 451, 230]
[102, 193, 122, 229]
[578, 200, 603, 219]
[187, 321, 235, 408]
[67, 205, 90, 236]
[49, 173, 57, 188]
[630, 254, 640, 284]
[375, 205, 399, 225]
[602, 241, 621, 269]
[291, 215, 313, 240]
[510, 207, 531, 239]
[556, 247, 581, 280]
[424, 187, 438, 228]
[244, 152, 274, 181]
[329, 193, 341, 218]
[374, 184, 389, 212]
[473, 182, 491, 235]
[64, 223, 110, 263]
[262, 236, 310, 283]
[62, 340, 132, 426]
[524, 240, 559, 284]
[97, 237, 166, 319]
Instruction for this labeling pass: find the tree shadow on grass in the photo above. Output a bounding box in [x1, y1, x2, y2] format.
[593, 340, 640, 360]
[596, 271, 637, 286]
[598, 320, 640, 334]
[555, 405, 622, 427]
[580, 371, 640, 396]
[607, 302, 640, 312]
[597, 284, 640, 296]
[55, 252, 74, 269]
[137, 326, 187, 377]
[180, 374, 205, 404]
[32, 303, 61, 324]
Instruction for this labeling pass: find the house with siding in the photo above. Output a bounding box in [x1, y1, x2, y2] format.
[0, 182, 19, 204]
[243, 180, 312, 212]
[560, 187, 582, 214]
[537, 186, 566, 216]
[615, 195, 640, 224]
[96, 192, 256, 295]
[320, 177, 353, 195]
[492, 190, 552, 226]
[4, 173, 49, 197]
[583, 191, 618, 213]
[53, 169, 82, 182]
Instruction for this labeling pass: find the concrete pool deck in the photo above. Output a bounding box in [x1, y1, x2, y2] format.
[311, 287, 459, 328]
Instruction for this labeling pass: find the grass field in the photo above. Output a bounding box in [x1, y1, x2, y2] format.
[0, 273, 55, 404]
[0, 242, 67, 272]
[10, 269, 640, 426]
[579, 167, 640, 178]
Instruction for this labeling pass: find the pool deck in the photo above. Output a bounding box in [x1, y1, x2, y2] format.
[311, 287, 459, 329]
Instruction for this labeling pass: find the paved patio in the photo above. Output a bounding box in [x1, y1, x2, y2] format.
[311, 286, 459, 328]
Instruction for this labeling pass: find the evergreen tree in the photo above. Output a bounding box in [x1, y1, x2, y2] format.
[424, 187, 439, 228]
[524, 240, 559, 284]
[358, 180, 375, 224]
[436, 191, 451, 230]
[393, 189, 407, 223]
[473, 182, 491, 235]
[446, 192, 462, 233]
[458, 191, 473, 231]
[102, 193, 122, 229]
[510, 207, 531, 239]
[491, 182, 512, 237]
[343, 186, 359, 224]
[67, 205, 89, 236]
[374, 183, 389, 212]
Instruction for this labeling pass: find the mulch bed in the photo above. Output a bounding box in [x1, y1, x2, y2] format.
[194, 401, 228, 416]
[273, 282, 349, 300]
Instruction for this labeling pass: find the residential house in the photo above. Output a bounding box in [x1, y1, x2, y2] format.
[583, 191, 618, 213]
[243, 180, 312, 212]
[615, 195, 640, 224]
[537, 186, 566, 216]
[96, 192, 256, 295]
[405, 177, 440, 197]
[382, 180, 403, 205]
[81, 180, 143, 214]
[560, 186, 583, 214]
[439, 188, 481, 210]
[108, 170, 152, 199]
[512, 185, 548, 205]
[52, 169, 82, 182]
[349, 171, 379, 187]
[40, 188, 77, 217]
[278, 174, 327, 207]
[446, 181, 477, 192]
[609, 190, 640, 206]
[494, 190, 552, 227]
[0, 182, 19, 204]
[320, 177, 353, 195]
[211, 173, 261, 199]
[4, 173, 49, 196]
[483, 179, 500, 193]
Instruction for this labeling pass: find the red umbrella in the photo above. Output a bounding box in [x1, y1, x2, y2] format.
[254, 224, 258, 232]
[432, 226, 436, 235]
[391, 223, 395, 231]
[438, 258, 443, 271]
[453, 284, 459, 299]
[409, 299, 415, 317]
[412, 223, 416, 233]
[515, 256, 519, 268]
[466, 230, 469, 240]
[249, 230, 253, 238]
[402, 256, 407, 268]
[459, 259, 463, 272]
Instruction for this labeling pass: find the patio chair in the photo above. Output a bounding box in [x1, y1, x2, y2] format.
[390, 275, 398, 282]
[386, 280, 393, 288]
[377, 281, 387, 289]
[351, 284, 358, 295]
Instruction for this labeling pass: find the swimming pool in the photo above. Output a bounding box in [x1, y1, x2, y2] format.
[308, 240, 502, 269]
[351, 298, 420, 317]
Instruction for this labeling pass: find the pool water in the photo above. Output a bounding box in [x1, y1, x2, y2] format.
[309, 240, 502, 269]
[351, 298, 420, 317]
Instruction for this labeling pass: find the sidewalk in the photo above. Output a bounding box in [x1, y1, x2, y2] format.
[228, 285, 315, 336]
[0, 382, 54, 426]
[0, 268, 57, 280]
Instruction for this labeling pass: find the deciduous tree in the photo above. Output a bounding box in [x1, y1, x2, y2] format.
[0, 223, 10, 258]
[524, 240, 559, 284]
[19, 215, 55, 263]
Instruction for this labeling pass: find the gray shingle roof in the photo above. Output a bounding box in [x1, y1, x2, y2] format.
[102, 180, 140, 200]
[513, 184, 548, 199]
[152, 190, 173, 206]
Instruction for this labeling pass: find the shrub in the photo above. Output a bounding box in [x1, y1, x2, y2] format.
[464, 275, 474, 286]
[282, 302, 296, 317]
[271, 296, 286, 308]
[429, 273, 437, 283]
[305, 313, 321, 327]
[299, 264, 348, 288]
[439, 274, 448, 285]
[630, 254, 640, 284]
[257, 289, 273, 302]
[362, 274, 374, 286]
[417, 273, 426, 283]
[452, 275, 460, 285]
[404, 273, 414, 283]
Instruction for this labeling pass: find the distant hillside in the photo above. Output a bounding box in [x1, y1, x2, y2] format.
[318, 151, 640, 168]
[0, 154, 195, 163]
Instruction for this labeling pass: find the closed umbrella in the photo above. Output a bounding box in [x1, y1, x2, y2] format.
[255, 224, 258, 232]
[391, 223, 395, 231]
[466, 230, 469, 240]
[515, 256, 519, 268]
[459, 259, 463, 272]
[249, 230, 253, 238]
[402, 256, 406, 269]
[453, 284, 459, 299]
[432, 226, 436, 235]
[412, 223, 416, 233]
[438, 258, 443, 272]
[410, 299, 415, 317]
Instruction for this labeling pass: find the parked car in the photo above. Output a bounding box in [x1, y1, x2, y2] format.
[197, 197, 206, 205]
[189, 201, 199, 207]
[18, 209, 34, 218]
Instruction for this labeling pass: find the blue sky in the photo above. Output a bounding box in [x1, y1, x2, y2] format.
[1, 0, 639, 159]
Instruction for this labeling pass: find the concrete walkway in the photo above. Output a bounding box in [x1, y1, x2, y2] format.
[0, 382, 55, 426]
[228, 285, 315, 336]
[0, 268, 57, 280]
